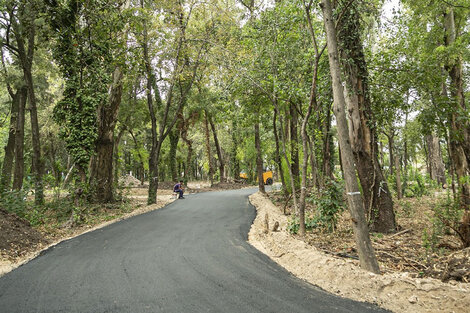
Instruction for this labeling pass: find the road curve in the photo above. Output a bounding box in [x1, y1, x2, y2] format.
[0, 188, 388, 312]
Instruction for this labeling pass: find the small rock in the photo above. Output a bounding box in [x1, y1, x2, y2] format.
[408, 295, 418, 304]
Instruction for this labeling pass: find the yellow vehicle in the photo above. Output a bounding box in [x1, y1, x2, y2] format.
[239, 170, 273, 185]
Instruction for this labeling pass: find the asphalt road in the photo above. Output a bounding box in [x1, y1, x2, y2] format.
[0, 188, 388, 313]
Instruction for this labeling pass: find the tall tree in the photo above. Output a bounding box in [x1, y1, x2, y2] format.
[336, 0, 395, 233]
[321, 0, 380, 273]
[6, 0, 44, 204]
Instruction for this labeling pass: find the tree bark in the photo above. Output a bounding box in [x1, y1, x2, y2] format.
[394, 153, 402, 200]
[337, 2, 395, 233]
[204, 111, 214, 186]
[89, 67, 123, 203]
[208, 113, 225, 183]
[12, 87, 27, 191]
[425, 133, 446, 186]
[1, 89, 20, 191]
[321, 0, 380, 273]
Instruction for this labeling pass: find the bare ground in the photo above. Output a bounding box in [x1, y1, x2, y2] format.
[248, 192, 470, 313]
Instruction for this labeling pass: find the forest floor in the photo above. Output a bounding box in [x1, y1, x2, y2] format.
[0, 179, 245, 277]
[248, 190, 470, 313]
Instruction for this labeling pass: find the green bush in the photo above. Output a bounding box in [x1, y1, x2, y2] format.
[287, 216, 299, 234]
[423, 194, 462, 252]
[0, 189, 30, 218]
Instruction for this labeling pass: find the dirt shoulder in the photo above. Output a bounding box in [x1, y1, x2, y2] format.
[248, 192, 469, 313]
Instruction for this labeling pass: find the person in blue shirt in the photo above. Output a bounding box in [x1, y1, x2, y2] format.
[173, 180, 185, 199]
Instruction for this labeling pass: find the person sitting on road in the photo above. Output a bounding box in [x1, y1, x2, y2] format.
[173, 180, 185, 199]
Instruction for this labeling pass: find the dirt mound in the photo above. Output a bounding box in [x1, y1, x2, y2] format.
[119, 174, 143, 187]
[248, 192, 470, 313]
[0, 209, 48, 261]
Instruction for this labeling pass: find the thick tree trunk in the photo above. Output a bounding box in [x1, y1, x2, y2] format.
[254, 114, 265, 194]
[208, 114, 225, 183]
[89, 68, 123, 203]
[0, 89, 20, 191]
[337, 3, 395, 233]
[12, 87, 27, 191]
[321, 0, 380, 273]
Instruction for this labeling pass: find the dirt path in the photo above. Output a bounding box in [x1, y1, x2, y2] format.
[248, 192, 470, 313]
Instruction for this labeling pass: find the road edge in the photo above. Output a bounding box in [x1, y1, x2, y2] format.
[247, 191, 470, 313]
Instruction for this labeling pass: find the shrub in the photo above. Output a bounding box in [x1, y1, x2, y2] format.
[306, 179, 345, 232]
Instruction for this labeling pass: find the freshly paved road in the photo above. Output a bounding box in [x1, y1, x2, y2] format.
[0, 188, 388, 313]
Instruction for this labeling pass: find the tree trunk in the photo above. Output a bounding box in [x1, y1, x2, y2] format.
[278, 107, 298, 212]
[394, 153, 402, 200]
[273, 105, 286, 190]
[204, 112, 214, 186]
[0, 89, 20, 191]
[12, 87, 27, 191]
[321, 0, 380, 273]
[337, 2, 395, 233]
[289, 102, 299, 187]
[208, 114, 225, 183]
[444, 8, 470, 210]
[89, 68, 123, 203]
[254, 113, 265, 194]
[387, 132, 395, 177]
[425, 133, 446, 186]
[13, 12, 44, 204]
[169, 129, 180, 181]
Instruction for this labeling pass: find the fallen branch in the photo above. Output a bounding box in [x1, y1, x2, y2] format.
[388, 228, 412, 238]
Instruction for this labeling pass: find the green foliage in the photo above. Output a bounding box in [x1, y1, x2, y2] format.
[404, 170, 429, 198]
[287, 216, 300, 234]
[46, 0, 124, 172]
[423, 194, 463, 252]
[0, 189, 29, 218]
[287, 179, 346, 234]
[307, 179, 346, 232]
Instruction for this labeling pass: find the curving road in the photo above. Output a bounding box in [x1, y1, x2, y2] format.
[0, 188, 388, 312]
